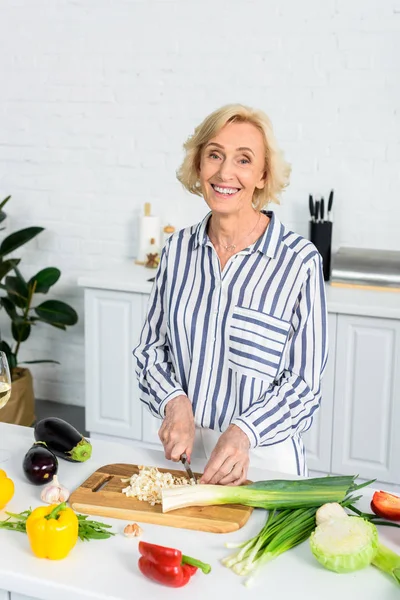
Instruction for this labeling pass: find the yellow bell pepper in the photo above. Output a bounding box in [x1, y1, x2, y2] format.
[0, 469, 14, 509]
[26, 502, 78, 560]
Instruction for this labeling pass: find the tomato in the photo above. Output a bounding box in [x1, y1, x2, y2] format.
[371, 491, 400, 522]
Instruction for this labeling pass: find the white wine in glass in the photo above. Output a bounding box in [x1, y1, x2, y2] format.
[0, 351, 12, 463]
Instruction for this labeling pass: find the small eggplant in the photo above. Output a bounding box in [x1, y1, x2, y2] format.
[22, 442, 58, 485]
[34, 417, 92, 463]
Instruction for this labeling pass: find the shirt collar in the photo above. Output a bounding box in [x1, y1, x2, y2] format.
[193, 210, 283, 259]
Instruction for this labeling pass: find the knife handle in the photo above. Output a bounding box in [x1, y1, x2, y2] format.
[320, 197, 325, 223]
[180, 452, 190, 464]
[315, 200, 320, 223]
[309, 194, 315, 220]
[328, 189, 334, 214]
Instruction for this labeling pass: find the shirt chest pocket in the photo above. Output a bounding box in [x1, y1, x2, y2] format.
[228, 306, 291, 382]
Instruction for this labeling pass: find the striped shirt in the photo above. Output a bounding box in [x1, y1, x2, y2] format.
[133, 210, 328, 475]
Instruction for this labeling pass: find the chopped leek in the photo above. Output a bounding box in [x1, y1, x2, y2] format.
[310, 515, 400, 585]
[162, 475, 360, 513]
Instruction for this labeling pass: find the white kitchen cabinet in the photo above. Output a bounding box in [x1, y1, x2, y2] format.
[302, 313, 336, 473]
[331, 315, 400, 484]
[84, 289, 144, 441]
[0, 590, 9, 600]
[79, 264, 400, 487]
[10, 594, 36, 600]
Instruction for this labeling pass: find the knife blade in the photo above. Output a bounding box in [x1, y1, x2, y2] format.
[180, 453, 197, 484]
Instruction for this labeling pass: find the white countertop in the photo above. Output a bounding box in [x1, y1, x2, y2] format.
[78, 262, 400, 319]
[0, 423, 399, 600]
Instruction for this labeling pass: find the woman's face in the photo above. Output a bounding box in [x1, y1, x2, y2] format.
[198, 121, 266, 215]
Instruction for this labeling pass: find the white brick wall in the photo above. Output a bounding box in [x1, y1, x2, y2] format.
[0, 0, 399, 406]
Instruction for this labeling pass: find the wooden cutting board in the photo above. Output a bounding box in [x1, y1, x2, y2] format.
[69, 463, 253, 534]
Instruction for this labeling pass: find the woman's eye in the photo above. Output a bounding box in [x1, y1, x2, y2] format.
[209, 152, 220, 160]
[239, 157, 250, 164]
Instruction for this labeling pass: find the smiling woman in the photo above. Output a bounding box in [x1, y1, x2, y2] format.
[133, 104, 328, 487]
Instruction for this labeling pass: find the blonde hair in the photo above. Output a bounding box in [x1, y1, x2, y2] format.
[176, 104, 291, 210]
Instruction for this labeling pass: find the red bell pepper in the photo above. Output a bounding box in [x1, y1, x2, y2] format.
[138, 541, 211, 588]
[371, 490, 400, 522]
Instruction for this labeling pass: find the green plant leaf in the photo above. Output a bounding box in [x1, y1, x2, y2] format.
[28, 267, 61, 293]
[0, 258, 21, 281]
[0, 226, 44, 258]
[0, 296, 18, 319]
[0, 340, 17, 370]
[35, 319, 67, 330]
[0, 196, 11, 210]
[5, 275, 29, 308]
[20, 359, 60, 364]
[34, 300, 78, 326]
[0, 340, 12, 355]
[12, 320, 31, 343]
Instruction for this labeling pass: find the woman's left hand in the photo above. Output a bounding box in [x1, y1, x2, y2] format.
[200, 424, 250, 486]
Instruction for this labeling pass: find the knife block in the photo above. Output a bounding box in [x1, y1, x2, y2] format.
[309, 221, 332, 282]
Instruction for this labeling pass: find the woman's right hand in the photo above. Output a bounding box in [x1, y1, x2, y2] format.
[158, 395, 195, 462]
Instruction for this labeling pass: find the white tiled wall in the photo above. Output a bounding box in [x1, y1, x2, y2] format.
[0, 0, 398, 405]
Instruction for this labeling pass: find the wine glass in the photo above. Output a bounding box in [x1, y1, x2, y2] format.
[0, 351, 12, 463]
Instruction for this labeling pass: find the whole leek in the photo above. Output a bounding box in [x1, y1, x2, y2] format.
[162, 475, 360, 513]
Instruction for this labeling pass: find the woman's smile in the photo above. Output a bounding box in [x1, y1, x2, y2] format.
[210, 183, 241, 198]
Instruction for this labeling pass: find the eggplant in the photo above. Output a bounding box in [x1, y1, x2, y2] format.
[34, 417, 92, 463]
[23, 442, 58, 485]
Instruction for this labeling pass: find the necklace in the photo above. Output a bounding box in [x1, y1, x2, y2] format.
[210, 212, 261, 252]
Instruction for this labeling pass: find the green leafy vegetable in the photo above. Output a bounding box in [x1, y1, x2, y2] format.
[0, 508, 115, 541]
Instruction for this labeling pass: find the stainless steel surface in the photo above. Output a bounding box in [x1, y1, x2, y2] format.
[331, 247, 400, 288]
[180, 453, 197, 483]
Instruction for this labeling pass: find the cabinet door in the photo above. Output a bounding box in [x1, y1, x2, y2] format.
[85, 289, 143, 440]
[303, 313, 336, 473]
[0, 590, 9, 600]
[332, 315, 400, 484]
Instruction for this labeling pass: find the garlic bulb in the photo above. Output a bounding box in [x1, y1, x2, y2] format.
[40, 475, 70, 503]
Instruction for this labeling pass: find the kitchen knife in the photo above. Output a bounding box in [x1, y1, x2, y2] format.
[308, 194, 315, 221]
[327, 189, 334, 221]
[320, 197, 325, 223]
[180, 453, 197, 484]
[315, 200, 320, 223]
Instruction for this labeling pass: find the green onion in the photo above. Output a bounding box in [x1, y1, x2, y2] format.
[223, 506, 318, 586]
[162, 475, 364, 513]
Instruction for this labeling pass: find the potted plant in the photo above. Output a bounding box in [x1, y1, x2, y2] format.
[0, 195, 78, 426]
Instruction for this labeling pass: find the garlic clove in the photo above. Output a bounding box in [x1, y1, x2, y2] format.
[40, 475, 70, 504]
[124, 523, 143, 538]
